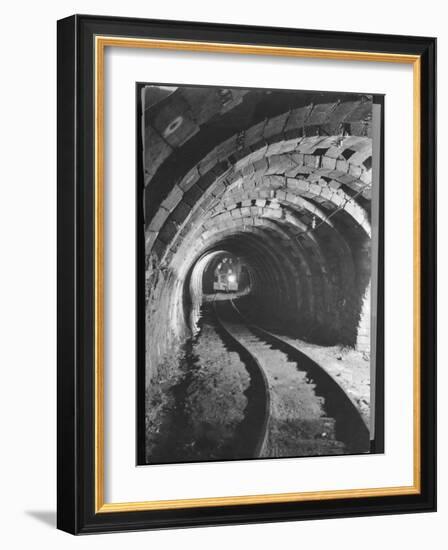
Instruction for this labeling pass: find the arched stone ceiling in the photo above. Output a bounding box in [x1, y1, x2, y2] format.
[143, 86, 374, 373]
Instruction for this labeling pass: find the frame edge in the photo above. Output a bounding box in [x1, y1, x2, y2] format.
[56, 14, 437, 534]
[57, 14, 80, 535]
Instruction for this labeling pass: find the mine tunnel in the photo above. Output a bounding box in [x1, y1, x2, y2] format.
[142, 84, 374, 463]
[144, 85, 372, 367]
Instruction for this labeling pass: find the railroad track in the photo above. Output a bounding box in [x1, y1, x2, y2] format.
[213, 300, 370, 459]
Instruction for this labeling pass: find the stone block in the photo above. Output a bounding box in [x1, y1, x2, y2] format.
[160, 185, 183, 212]
[263, 207, 282, 219]
[258, 189, 270, 199]
[145, 230, 158, 252]
[296, 136, 325, 154]
[170, 200, 191, 225]
[336, 158, 349, 172]
[197, 149, 219, 175]
[151, 94, 199, 148]
[325, 144, 345, 159]
[348, 149, 372, 167]
[348, 121, 370, 137]
[304, 154, 321, 168]
[335, 173, 357, 186]
[285, 192, 303, 206]
[306, 102, 338, 126]
[312, 195, 326, 203]
[181, 86, 220, 124]
[277, 137, 303, 154]
[348, 163, 363, 179]
[263, 111, 290, 141]
[243, 179, 256, 191]
[236, 146, 266, 172]
[199, 193, 216, 211]
[210, 180, 227, 198]
[144, 125, 173, 181]
[345, 180, 365, 194]
[210, 160, 230, 179]
[266, 154, 297, 175]
[250, 206, 259, 217]
[263, 175, 285, 189]
[345, 101, 372, 123]
[320, 187, 334, 201]
[341, 136, 371, 152]
[274, 190, 286, 202]
[287, 178, 310, 193]
[183, 184, 203, 206]
[219, 211, 233, 222]
[309, 183, 323, 196]
[284, 105, 313, 135]
[252, 157, 269, 176]
[327, 101, 361, 124]
[196, 171, 216, 191]
[148, 206, 170, 232]
[151, 238, 166, 260]
[234, 155, 251, 173]
[314, 168, 334, 179]
[242, 163, 255, 178]
[158, 220, 178, 245]
[244, 119, 267, 148]
[178, 166, 200, 192]
[290, 152, 305, 165]
[202, 217, 215, 230]
[214, 134, 238, 161]
[321, 156, 337, 170]
[265, 141, 283, 156]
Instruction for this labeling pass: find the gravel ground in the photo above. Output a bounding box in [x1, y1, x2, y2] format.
[182, 323, 250, 458]
[145, 318, 371, 463]
[145, 319, 250, 463]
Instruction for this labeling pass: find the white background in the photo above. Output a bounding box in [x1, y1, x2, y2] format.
[0, 0, 444, 548]
[105, 48, 414, 502]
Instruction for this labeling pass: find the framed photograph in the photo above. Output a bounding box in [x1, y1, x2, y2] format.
[57, 14, 436, 534]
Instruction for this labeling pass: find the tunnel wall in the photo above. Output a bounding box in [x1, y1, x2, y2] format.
[143, 88, 374, 379]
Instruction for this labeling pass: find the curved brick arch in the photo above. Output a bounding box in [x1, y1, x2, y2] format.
[146, 115, 372, 243]
[182, 224, 304, 304]
[157, 171, 365, 343]
[144, 90, 375, 378]
[178, 223, 314, 322]
[172, 211, 352, 342]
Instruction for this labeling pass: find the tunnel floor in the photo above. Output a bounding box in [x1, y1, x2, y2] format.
[145, 301, 370, 464]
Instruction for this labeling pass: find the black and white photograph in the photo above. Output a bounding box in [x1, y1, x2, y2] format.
[0, 0, 440, 541]
[138, 83, 384, 465]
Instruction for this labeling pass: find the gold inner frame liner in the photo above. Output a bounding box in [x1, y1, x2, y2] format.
[94, 36, 421, 513]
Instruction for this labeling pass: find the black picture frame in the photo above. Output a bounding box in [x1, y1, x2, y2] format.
[57, 14, 436, 534]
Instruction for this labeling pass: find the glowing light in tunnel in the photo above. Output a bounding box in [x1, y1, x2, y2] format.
[227, 274, 236, 284]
